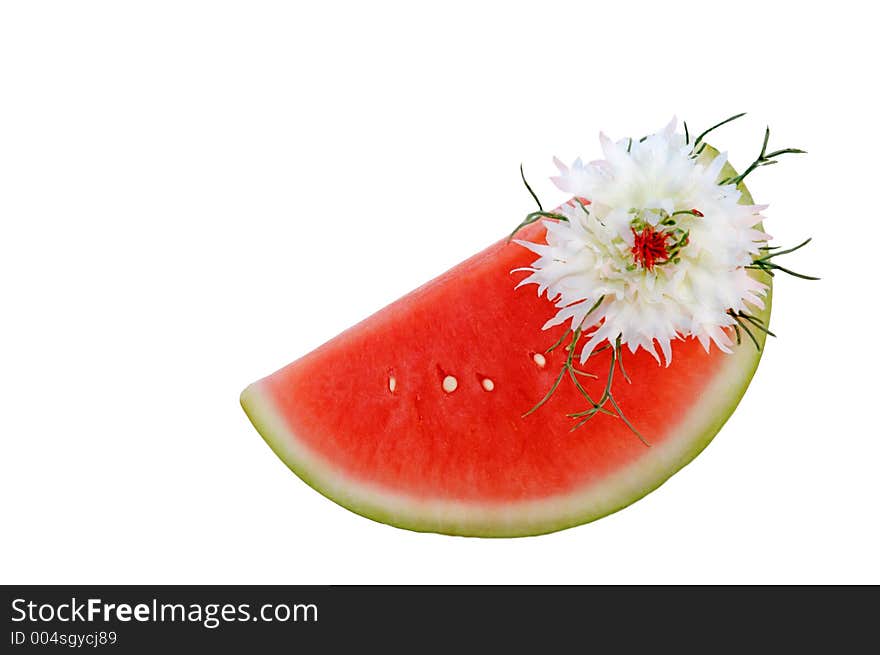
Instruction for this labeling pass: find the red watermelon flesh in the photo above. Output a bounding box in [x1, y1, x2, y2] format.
[241, 150, 770, 536]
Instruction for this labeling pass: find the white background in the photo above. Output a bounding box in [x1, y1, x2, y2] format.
[2, 1, 877, 584]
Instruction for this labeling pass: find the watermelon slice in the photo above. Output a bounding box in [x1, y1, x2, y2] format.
[241, 147, 770, 537]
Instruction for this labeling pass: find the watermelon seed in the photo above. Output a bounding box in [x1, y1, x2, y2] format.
[532, 353, 546, 368]
[442, 375, 458, 393]
[388, 376, 397, 393]
[481, 378, 495, 392]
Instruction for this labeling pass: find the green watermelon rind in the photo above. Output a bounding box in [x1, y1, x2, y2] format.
[240, 146, 771, 537]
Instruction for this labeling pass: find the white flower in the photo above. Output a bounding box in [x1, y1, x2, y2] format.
[515, 118, 770, 365]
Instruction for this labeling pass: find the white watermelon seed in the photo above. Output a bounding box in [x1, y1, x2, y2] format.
[532, 353, 546, 368]
[442, 375, 458, 393]
[388, 376, 397, 392]
[481, 378, 495, 392]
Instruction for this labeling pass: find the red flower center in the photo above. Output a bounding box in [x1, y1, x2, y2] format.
[631, 225, 671, 271]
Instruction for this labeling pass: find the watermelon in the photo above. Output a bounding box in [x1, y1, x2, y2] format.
[240, 147, 770, 537]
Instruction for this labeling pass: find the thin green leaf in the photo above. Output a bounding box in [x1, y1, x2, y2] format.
[693, 112, 746, 147]
[546, 328, 572, 353]
[508, 211, 568, 242]
[739, 312, 776, 337]
[754, 238, 812, 262]
[520, 163, 542, 211]
[730, 312, 760, 351]
[752, 261, 820, 280]
[522, 366, 566, 418]
[615, 336, 631, 384]
[607, 394, 650, 447]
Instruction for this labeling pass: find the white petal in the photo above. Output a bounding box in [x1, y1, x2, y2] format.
[515, 119, 777, 368]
